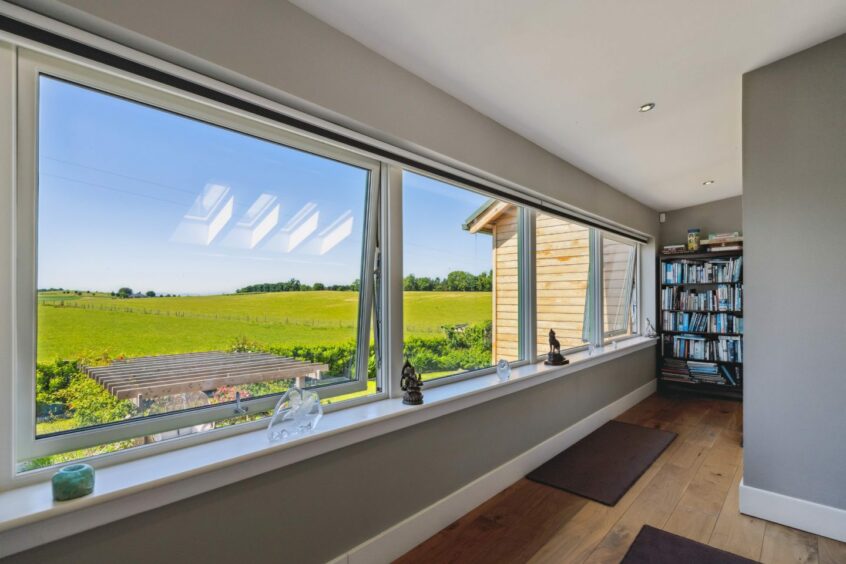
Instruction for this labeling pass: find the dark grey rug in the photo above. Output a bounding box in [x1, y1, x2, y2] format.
[527, 420, 676, 505]
[622, 525, 758, 563]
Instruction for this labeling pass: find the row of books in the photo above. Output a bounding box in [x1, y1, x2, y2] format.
[701, 233, 743, 253]
[662, 312, 744, 333]
[665, 334, 743, 363]
[660, 358, 742, 387]
[661, 286, 743, 311]
[662, 257, 743, 284]
[661, 244, 689, 255]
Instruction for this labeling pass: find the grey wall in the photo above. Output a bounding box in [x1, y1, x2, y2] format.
[17, 0, 658, 236]
[1, 1, 661, 562]
[4, 349, 656, 564]
[743, 33, 846, 510]
[659, 196, 742, 247]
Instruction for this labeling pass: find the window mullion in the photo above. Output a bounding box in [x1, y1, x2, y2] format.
[0, 41, 14, 490]
[592, 229, 605, 346]
[520, 208, 537, 361]
[382, 165, 404, 398]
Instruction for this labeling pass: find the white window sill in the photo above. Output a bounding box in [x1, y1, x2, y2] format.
[0, 336, 656, 558]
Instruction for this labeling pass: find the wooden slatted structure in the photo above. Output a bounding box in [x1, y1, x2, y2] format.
[535, 211, 591, 350]
[466, 202, 636, 361]
[83, 351, 328, 400]
[466, 204, 592, 359]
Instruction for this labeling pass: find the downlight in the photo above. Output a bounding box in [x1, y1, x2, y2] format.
[638, 102, 656, 113]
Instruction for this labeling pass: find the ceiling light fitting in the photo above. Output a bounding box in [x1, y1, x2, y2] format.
[638, 102, 656, 113]
[702, 180, 715, 186]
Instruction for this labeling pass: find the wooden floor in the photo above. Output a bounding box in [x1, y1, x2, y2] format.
[396, 393, 846, 563]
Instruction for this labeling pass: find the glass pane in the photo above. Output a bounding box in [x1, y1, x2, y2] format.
[35, 76, 371, 439]
[602, 236, 637, 338]
[536, 213, 592, 353]
[402, 171, 519, 381]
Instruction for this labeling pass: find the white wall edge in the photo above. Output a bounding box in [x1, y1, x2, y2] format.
[335, 379, 657, 564]
[739, 479, 846, 543]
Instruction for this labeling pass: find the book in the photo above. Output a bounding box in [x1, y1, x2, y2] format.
[662, 257, 742, 284]
[707, 244, 743, 252]
[701, 235, 743, 246]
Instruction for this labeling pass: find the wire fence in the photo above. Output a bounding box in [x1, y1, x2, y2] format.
[41, 302, 482, 336]
[40, 301, 358, 329]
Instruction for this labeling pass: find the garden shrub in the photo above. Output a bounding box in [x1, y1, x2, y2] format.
[58, 372, 134, 427]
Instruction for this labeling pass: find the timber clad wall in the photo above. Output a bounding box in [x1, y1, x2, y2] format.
[489, 209, 634, 361]
[535, 213, 591, 352]
[492, 207, 520, 361]
[489, 208, 591, 361]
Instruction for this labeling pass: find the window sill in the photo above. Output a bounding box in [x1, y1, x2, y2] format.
[0, 336, 656, 558]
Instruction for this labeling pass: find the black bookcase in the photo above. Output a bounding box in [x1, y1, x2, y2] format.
[656, 249, 743, 400]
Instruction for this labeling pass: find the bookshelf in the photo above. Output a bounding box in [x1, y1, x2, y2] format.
[657, 249, 743, 400]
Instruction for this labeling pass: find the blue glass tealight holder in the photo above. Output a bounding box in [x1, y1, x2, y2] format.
[52, 463, 95, 501]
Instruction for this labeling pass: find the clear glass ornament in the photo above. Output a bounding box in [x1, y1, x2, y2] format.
[496, 358, 511, 381]
[267, 387, 323, 442]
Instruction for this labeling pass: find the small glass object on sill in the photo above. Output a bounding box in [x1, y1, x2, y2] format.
[52, 463, 95, 501]
[267, 387, 323, 443]
[496, 359, 511, 381]
[588, 343, 596, 356]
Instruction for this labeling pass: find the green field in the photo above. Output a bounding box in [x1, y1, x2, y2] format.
[38, 290, 492, 361]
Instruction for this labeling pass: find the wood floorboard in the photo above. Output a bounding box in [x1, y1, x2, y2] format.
[760, 522, 820, 564]
[395, 393, 838, 564]
[819, 535, 846, 564]
[709, 462, 766, 561]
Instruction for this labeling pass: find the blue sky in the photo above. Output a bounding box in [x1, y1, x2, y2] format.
[37, 76, 493, 295]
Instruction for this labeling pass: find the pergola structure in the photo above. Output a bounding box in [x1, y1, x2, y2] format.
[83, 351, 327, 400]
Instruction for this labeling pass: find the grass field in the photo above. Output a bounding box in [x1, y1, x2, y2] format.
[37, 290, 492, 361]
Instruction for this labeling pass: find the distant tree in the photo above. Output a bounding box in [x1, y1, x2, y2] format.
[145, 291, 156, 297]
[400, 271, 493, 292]
[117, 287, 133, 298]
[403, 274, 418, 291]
[418, 277, 437, 291]
[313, 282, 325, 291]
[445, 271, 475, 291]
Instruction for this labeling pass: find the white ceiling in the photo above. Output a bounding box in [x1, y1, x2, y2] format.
[292, 0, 846, 210]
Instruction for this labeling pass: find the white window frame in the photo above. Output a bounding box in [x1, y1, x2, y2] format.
[0, 25, 650, 488]
[600, 232, 641, 341]
[12, 48, 382, 461]
[392, 165, 532, 391]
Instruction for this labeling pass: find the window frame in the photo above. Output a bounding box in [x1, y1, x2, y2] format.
[14, 49, 383, 461]
[0, 37, 648, 482]
[394, 165, 532, 391]
[600, 232, 640, 341]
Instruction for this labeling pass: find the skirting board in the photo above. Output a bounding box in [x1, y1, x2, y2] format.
[739, 480, 846, 543]
[328, 379, 657, 564]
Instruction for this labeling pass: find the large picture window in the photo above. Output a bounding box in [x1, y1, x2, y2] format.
[401, 171, 523, 381]
[17, 52, 379, 466]
[3, 47, 643, 478]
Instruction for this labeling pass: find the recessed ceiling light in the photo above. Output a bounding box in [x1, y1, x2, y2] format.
[702, 180, 715, 186]
[638, 102, 656, 113]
